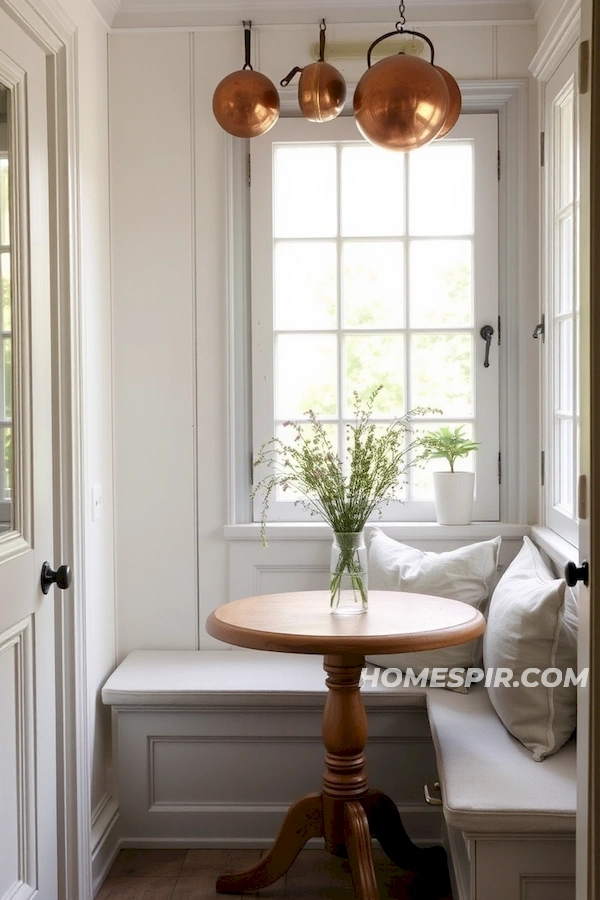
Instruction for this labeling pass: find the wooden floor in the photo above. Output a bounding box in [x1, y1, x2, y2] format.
[97, 848, 453, 899]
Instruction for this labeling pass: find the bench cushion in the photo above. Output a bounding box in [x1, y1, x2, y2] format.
[427, 686, 576, 835]
[101, 650, 430, 707]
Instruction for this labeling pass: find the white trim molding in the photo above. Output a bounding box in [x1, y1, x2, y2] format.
[530, 0, 581, 79]
[111, 0, 537, 30]
[91, 792, 121, 895]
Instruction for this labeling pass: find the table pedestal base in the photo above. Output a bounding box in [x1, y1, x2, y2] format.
[215, 655, 450, 899]
[216, 790, 449, 899]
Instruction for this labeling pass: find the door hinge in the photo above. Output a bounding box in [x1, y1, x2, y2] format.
[497, 315, 501, 345]
[540, 131, 545, 167]
[578, 474, 588, 520]
[498, 452, 502, 485]
[247, 153, 251, 187]
[579, 40, 590, 95]
[541, 450, 545, 487]
[533, 313, 545, 342]
[497, 149, 501, 181]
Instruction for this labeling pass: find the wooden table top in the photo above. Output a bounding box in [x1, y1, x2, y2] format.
[206, 591, 485, 656]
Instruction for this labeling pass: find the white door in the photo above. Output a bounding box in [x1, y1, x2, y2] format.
[575, 2, 596, 895]
[0, 9, 62, 900]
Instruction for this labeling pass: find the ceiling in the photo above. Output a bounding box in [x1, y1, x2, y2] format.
[104, 0, 541, 30]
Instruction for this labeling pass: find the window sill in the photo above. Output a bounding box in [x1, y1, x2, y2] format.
[224, 522, 530, 542]
[530, 525, 578, 571]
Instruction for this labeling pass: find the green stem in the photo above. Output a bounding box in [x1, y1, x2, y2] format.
[330, 544, 368, 608]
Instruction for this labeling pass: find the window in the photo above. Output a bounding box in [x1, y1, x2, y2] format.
[250, 115, 500, 524]
[542, 45, 580, 546]
[0, 121, 11, 532]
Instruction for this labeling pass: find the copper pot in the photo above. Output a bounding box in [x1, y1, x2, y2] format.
[354, 54, 449, 152]
[435, 66, 462, 138]
[297, 60, 347, 123]
[213, 69, 280, 139]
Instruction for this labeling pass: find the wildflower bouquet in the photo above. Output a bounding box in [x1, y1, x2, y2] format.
[252, 387, 434, 611]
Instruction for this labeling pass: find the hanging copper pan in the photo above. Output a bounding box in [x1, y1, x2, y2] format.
[434, 66, 462, 138]
[354, 26, 450, 152]
[213, 22, 280, 138]
[280, 21, 346, 123]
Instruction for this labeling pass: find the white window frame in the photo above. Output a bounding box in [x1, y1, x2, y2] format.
[224, 81, 531, 534]
[250, 115, 499, 524]
[541, 44, 580, 548]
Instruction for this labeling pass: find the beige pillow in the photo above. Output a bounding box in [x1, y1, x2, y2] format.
[483, 536, 578, 761]
[366, 528, 501, 688]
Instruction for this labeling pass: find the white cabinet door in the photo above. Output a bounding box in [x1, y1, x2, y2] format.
[0, 9, 60, 899]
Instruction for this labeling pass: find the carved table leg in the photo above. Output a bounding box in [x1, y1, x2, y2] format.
[215, 793, 323, 893]
[215, 652, 449, 899]
[367, 790, 451, 898]
[344, 800, 380, 900]
[321, 654, 370, 857]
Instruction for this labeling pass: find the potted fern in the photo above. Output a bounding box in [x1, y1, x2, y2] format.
[422, 426, 480, 525]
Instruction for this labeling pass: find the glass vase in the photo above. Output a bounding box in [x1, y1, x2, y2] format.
[330, 531, 368, 615]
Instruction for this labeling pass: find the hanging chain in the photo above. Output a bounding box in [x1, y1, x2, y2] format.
[243, 21, 253, 70]
[319, 19, 326, 62]
[396, 1, 406, 29]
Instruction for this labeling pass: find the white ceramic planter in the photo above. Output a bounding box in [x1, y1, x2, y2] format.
[433, 471, 475, 525]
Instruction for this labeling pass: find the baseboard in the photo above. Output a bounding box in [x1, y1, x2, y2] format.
[117, 804, 440, 848]
[91, 792, 120, 896]
[117, 836, 440, 850]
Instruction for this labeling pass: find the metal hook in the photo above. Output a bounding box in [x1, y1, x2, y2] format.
[397, 0, 406, 28]
[319, 18, 326, 61]
[367, 27, 435, 68]
[243, 20, 253, 70]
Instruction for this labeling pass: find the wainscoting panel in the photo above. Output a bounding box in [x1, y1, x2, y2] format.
[474, 838, 576, 900]
[0, 618, 35, 899]
[112, 702, 441, 847]
[229, 530, 526, 603]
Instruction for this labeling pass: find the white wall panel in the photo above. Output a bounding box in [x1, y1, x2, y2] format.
[497, 24, 538, 76]
[229, 533, 525, 605]
[192, 31, 238, 650]
[110, 32, 198, 657]
[72, 0, 116, 821]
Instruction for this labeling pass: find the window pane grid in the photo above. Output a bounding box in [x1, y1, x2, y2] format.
[272, 141, 477, 502]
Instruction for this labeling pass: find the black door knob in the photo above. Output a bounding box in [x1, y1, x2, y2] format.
[564, 560, 589, 587]
[40, 562, 72, 595]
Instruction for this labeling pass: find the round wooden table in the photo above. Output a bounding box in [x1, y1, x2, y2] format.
[206, 590, 485, 900]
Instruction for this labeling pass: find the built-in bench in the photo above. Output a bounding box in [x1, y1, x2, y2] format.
[101, 650, 576, 899]
[426, 686, 576, 900]
[102, 651, 441, 849]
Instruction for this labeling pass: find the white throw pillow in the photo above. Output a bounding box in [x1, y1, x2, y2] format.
[483, 536, 578, 761]
[366, 528, 501, 689]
